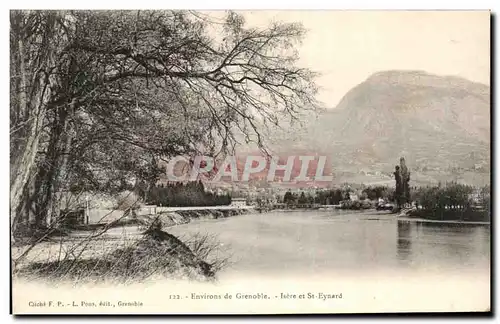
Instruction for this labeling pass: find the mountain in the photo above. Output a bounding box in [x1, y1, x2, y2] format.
[271, 70, 491, 186]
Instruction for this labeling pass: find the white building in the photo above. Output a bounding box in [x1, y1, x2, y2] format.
[230, 197, 247, 207]
[349, 194, 359, 201]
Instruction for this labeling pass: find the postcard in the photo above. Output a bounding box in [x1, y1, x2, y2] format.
[10, 9, 491, 314]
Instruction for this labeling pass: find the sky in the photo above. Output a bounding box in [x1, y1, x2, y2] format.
[237, 10, 491, 109]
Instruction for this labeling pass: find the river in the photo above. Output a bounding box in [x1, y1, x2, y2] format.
[168, 210, 491, 282]
[13, 209, 491, 314]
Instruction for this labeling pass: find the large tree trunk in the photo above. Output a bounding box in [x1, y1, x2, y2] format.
[46, 138, 73, 228]
[33, 106, 73, 228]
[10, 78, 53, 239]
[10, 12, 59, 241]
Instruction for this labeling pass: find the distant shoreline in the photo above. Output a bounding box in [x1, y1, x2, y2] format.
[156, 205, 255, 212]
[397, 216, 490, 226]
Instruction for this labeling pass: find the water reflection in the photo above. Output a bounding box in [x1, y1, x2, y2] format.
[397, 221, 412, 261]
[396, 220, 490, 271]
[418, 221, 478, 234]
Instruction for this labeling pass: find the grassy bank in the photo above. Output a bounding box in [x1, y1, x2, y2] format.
[407, 208, 489, 222]
[11, 209, 247, 285]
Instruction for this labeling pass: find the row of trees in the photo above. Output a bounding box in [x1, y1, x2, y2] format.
[10, 10, 318, 239]
[411, 183, 490, 221]
[281, 185, 394, 206]
[283, 191, 317, 205]
[413, 183, 473, 210]
[279, 182, 490, 213]
[143, 181, 231, 207]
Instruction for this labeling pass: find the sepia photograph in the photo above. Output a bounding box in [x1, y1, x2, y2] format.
[9, 9, 491, 314]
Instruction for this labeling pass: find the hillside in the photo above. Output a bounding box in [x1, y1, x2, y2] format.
[270, 70, 491, 186]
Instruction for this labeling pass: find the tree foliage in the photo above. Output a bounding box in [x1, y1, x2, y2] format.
[145, 181, 231, 207]
[10, 10, 319, 236]
[410, 183, 489, 221]
[414, 182, 474, 212]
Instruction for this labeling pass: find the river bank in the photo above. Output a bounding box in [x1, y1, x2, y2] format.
[397, 216, 491, 226]
[12, 207, 255, 285]
[133, 207, 253, 229]
[71, 205, 254, 232]
[398, 206, 490, 224]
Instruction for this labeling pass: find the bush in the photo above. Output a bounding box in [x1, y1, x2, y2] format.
[339, 199, 373, 210]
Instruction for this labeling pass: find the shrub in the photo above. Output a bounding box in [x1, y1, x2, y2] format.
[339, 199, 372, 210]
